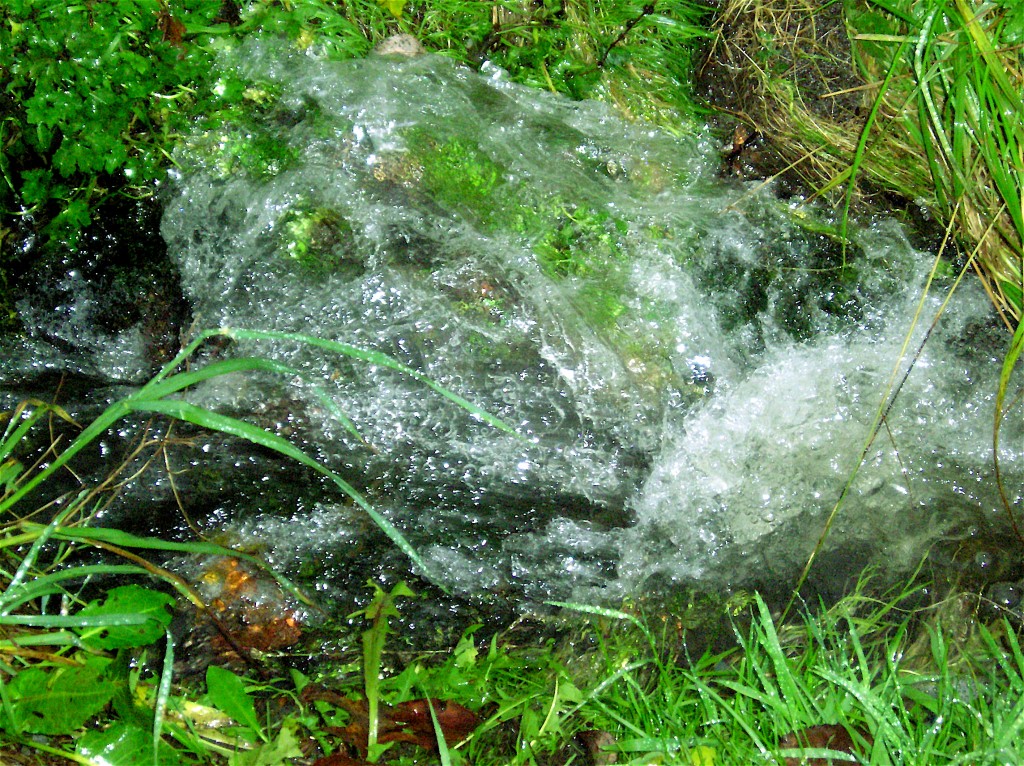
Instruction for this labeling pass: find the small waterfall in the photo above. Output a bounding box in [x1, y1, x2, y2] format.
[6, 37, 1018, 609]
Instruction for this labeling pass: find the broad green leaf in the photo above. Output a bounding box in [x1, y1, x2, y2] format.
[76, 585, 176, 649]
[206, 666, 263, 738]
[77, 721, 183, 766]
[5, 658, 115, 734]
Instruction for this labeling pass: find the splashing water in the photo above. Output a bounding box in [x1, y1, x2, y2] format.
[15, 38, 1021, 608]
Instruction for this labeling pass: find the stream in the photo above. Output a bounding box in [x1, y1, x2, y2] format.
[4, 38, 1022, 622]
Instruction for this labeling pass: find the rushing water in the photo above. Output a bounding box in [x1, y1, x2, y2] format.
[5, 38, 1022, 612]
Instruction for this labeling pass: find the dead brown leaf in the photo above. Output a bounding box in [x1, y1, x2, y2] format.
[311, 754, 368, 766]
[577, 729, 618, 765]
[301, 686, 480, 759]
[156, 8, 186, 45]
[389, 698, 480, 745]
[779, 723, 873, 765]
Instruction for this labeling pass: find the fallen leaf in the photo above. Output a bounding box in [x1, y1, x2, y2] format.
[779, 723, 872, 765]
[311, 754, 367, 766]
[577, 729, 618, 765]
[156, 8, 186, 45]
[389, 698, 479, 746]
[301, 687, 480, 758]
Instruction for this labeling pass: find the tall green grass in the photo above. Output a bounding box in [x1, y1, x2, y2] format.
[364, 577, 1024, 765]
[849, 0, 1024, 327]
[543, 585, 1024, 765]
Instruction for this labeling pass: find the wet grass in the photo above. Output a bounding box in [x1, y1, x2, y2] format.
[848, 0, 1024, 328]
[6, 527, 1024, 765]
[394, 580, 1024, 765]
[703, 0, 1023, 329]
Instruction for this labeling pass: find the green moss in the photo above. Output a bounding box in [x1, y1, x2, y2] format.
[179, 82, 311, 180]
[278, 205, 361, 278]
[401, 127, 635, 294]
[0, 0, 225, 246]
[404, 131, 508, 222]
[531, 202, 631, 279]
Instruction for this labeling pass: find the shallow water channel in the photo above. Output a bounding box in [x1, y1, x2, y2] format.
[5, 40, 1023, 624]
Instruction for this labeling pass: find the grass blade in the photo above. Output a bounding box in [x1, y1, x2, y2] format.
[132, 398, 436, 583]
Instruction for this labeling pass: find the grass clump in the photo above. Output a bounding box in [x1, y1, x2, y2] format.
[849, 0, 1024, 327]
[701, 0, 1024, 327]
[536, 586, 1024, 765]
[702, 0, 932, 197]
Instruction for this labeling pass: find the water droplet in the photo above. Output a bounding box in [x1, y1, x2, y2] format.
[988, 581, 1021, 609]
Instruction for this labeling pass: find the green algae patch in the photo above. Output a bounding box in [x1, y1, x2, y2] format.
[407, 132, 507, 222]
[279, 205, 362, 279]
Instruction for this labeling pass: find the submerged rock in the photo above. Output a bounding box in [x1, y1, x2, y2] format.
[154, 37, 1024, 607]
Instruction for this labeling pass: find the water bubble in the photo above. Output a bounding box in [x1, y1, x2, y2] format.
[974, 550, 996, 571]
[987, 581, 1022, 609]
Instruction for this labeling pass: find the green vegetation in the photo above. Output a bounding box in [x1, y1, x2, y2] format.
[0, 327, 510, 761]
[6, 534, 1024, 765]
[706, 0, 1023, 329]
[1, 0, 221, 242]
[279, 205, 362, 278]
[2, 1, 1023, 764]
[847, 0, 1024, 327]
[0, 0, 710, 249]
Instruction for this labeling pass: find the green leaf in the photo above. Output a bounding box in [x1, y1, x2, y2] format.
[1003, 3, 1024, 44]
[351, 580, 415, 753]
[206, 666, 263, 738]
[228, 719, 304, 765]
[377, 0, 406, 19]
[76, 585, 175, 650]
[77, 721, 184, 766]
[4, 658, 115, 735]
[17, 169, 50, 207]
[50, 197, 92, 235]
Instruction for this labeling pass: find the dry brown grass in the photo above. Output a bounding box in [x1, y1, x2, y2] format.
[700, 0, 1024, 326]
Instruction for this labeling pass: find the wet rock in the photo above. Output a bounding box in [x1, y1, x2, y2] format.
[373, 34, 426, 57]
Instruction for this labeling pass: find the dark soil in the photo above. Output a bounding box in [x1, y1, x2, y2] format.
[694, 0, 865, 189]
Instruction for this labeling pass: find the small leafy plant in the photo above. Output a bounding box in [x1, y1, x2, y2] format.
[353, 580, 416, 760]
[0, 0, 225, 242]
